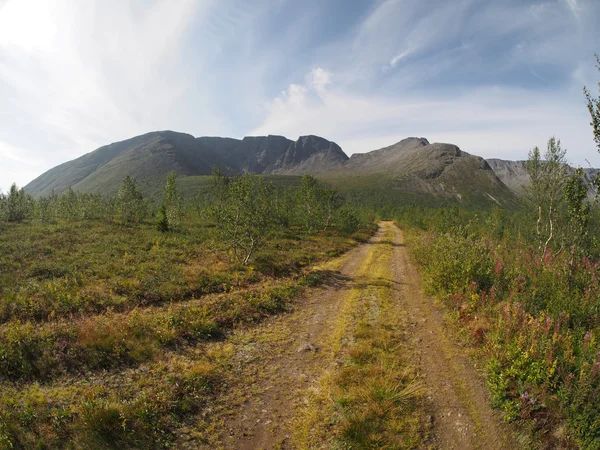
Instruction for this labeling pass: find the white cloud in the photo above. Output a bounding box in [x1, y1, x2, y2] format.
[0, 0, 219, 190]
[0, 0, 59, 51]
[307, 67, 332, 93]
[252, 69, 599, 167]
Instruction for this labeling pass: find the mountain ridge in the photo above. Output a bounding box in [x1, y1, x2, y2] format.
[25, 132, 349, 197]
[486, 158, 598, 198]
[24, 130, 597, 209]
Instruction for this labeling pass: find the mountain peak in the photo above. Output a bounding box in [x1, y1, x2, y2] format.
[395, 137, 430, 147]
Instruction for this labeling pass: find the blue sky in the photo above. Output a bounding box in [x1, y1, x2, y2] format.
[1, 0, 599, 192]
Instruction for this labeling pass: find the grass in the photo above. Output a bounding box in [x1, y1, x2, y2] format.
[0, 217, 374, 448]
[0, 220, 365, 324]
[293, 223, 427, 449]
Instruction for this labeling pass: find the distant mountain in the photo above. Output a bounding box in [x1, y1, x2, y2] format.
[319, 137, 519, 208]
[25, 131, 348, 197]
[485, 159, 530, 195]
[487, 159, 598, 198]
[36, 131, 600, 209]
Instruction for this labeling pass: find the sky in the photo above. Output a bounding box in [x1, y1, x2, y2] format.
[1, 0, 600, 192]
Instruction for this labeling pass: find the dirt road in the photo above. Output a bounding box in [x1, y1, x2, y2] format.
[390, 225, 514, 449]
[191, 222, 514, 449]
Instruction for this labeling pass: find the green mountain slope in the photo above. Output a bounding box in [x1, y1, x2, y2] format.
[25, 132, 523, 209]
[25, 132, 347, 197]
[318, 138, 520, 209]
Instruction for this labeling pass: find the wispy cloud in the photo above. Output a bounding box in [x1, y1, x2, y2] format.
[0, 0, 217, 190]
[564, 0, 582, 19]
[389, 49, 414, 68]
[253, 0, 600, 167]
[252, 65, 595, 166]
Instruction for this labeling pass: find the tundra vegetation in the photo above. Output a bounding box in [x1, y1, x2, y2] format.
[405, 133, 600, 448]
[391, 57, 600, 449]
[0, 172, 374, 448]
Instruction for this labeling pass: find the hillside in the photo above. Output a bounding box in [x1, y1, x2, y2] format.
[25, 132, 348, 197]
[487, 158, 599, 198]
[25, 132, 534, 209]
[320, 138, 519, 209]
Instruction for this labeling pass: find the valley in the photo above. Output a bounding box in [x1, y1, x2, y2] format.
[2, 130, 599, 449]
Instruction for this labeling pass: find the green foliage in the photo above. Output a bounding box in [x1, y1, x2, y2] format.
[210, 173, 273, 264]
[584, 53, 600, 154]
[0, 184, 34, 223]
[408, 205, 600, 448]
[525, 137, 567, 256]
[411, 229, 494, 297]
[57, 188, 79, 221]
[162, 171, 183, 229]
[295, 175, 346, 233]
[584, 53, 600, 197]
[35, 193, 56, 225]
[565, 168, 591, 251]
[336, 205, 361, 234]
[116, 176, 146, 223]
[156, 204, 169, 232]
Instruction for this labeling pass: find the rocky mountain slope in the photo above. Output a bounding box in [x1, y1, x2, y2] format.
[318, 137, 518, 208]
[29, 130, 597, 209]
[487, 159, 598, 197]
[25, 132, 348, 197]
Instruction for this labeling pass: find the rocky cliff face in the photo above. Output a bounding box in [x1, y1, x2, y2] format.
[486, 159, 598, 198]
[269, 135, 349, 174]
[486, 159, 529, 195]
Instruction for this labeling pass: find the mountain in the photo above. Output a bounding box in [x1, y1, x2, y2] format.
[486, 159, 530, 195]
[25, 131, 348, 197]
[319, 138, 519, 208]
[25, 131, 522, 209]
[487, 159, 599, 198]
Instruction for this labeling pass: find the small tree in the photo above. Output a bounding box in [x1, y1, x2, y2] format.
[210, 173, 272, 264]
[336, 205, 361, 234]
[57, 188, 80, 221]
[162, 171, 183, 230]
[36, 196, 55, 224]
[321, 189, 344, 231]
[565, 168, 590, 252]
[0, 191, 6, 223]
[584, 53, 600, 153]
[526, 146, 544, 243]
[584, 53, 600, 194]
[115, 176, 145, 223]
[525, 137, 567, 259]
[156, 204, 169, 232]
[271, 188, 294, 228]
[5, 183, 34, 222]
[297, 175, 329, 233]
[209, 166, 229, 223]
